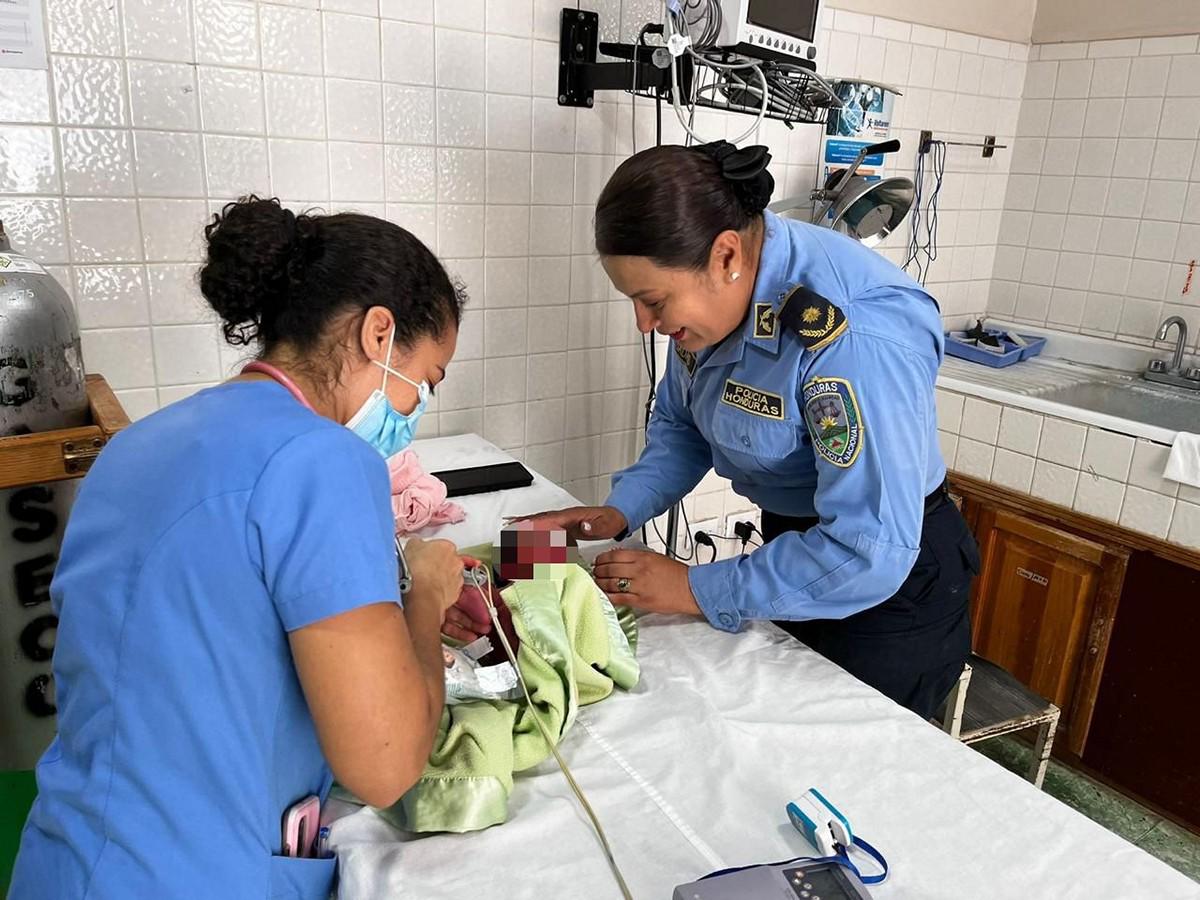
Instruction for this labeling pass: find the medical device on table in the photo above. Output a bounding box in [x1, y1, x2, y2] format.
[674, 789, 886, 899]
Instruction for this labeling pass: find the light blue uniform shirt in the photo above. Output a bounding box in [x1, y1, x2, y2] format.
[10, 381, 399, 900]
[606, 212, 946, 632]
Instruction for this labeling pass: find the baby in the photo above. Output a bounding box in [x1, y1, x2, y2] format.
[443, 521, 579, 649]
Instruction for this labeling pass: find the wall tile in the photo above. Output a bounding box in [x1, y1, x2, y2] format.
[140, 200, 207, 261]
[81, 329, 156, 390]
[59, 129, 135, 197]
[323, 13, 381, 80]
[1038, 417, 1087, 467]
[1119, 486, 1175, 538]
[134, 131, 206, 197]
[124, 0, 195, 61]
[66, 199, 142, 264]
[385, 85, 436, 144]
[1168, 501, 1200, 549]
[73, 266, 150, 329]
[382, 22, 435, 85]
[194, 0, 259, 68]
[266, 74, 327, 139]
[204, 135, 270, 198]
[53, 57, 128, 127]
[1032, 459, 1079, 507]
[1073, 472, 1126, 522]
[199, 67, 264, 134]
[261, 6, 323, 75]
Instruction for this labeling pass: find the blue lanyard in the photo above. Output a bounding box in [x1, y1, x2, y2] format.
[700, 835, 889, 886]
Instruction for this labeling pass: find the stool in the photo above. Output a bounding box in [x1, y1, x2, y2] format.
[938, 654, 1061, 789]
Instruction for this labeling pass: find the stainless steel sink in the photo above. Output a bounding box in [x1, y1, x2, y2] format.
[1033, 376, 1200, 433]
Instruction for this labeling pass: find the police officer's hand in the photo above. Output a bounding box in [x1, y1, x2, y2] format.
[404, 538, 463, 614]
[508, 506, 628, 542]
[592, 549, 702, 617]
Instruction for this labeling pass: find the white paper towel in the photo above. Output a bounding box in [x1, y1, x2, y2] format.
[1164, 432, 1200, 489]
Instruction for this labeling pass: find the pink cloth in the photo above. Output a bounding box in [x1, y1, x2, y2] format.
[388, 450, 465, 534]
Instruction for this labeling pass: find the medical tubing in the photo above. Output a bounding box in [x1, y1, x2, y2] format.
[471, 570, 636, 900]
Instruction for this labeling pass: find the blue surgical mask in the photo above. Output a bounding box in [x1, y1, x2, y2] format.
[346, 327, 430, 459]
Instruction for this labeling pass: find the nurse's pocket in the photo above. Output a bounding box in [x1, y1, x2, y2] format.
[270, 854, 337, 900]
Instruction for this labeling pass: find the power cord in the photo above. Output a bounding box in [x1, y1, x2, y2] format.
[470, 568, 634, 900]
[904, 139, 947, 286]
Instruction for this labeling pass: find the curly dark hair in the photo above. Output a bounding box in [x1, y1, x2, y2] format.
[199, 196, 465, 359]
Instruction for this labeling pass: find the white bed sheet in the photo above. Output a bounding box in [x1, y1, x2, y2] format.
[329, 435, 1199, 900]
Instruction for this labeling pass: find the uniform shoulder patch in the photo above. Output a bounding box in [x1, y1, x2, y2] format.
[778, 285, 847, 351]
[802, 377, 864, 467]
[721, 379, 784, 419]
[673, 340, 697, 376]
[753, 302, 777, 339]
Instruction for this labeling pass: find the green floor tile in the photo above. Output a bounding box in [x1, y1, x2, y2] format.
[1, 769, 37, 894]
[1138, 820, 1200, 883]
[970, 736, 1199, 883]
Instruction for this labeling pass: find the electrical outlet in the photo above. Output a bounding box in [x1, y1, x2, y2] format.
[692, 519, 720, 562]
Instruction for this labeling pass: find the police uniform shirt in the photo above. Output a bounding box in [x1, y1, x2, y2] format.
[605, 210, 946, 632]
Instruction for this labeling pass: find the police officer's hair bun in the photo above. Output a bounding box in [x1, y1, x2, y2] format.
[691, 140, 775, 216]
[595, 143, 775, 271]
[199, 196, 467, 355]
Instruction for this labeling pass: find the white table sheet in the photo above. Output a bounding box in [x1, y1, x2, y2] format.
[329, 435, 1199, 900]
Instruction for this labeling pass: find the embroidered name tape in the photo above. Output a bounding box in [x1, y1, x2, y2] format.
[802, 377, 864, 467]
[722, 379, 784, 419]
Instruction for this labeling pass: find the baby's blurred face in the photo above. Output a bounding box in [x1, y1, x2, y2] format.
[495, 521, 579, 580]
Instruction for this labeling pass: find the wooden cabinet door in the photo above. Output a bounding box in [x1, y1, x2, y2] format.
[969, 507, 1127, 754]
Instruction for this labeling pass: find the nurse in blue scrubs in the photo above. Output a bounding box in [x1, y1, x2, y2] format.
[10, 198, 467, 899]
[525, 143, 979, 719]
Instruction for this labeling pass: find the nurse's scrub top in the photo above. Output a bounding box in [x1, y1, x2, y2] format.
[10, 380, 400, 900]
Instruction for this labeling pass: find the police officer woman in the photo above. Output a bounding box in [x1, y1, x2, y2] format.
[527, 142, 979, 719]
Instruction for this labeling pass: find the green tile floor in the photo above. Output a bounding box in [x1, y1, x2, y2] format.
[974, 737, 1200, 883]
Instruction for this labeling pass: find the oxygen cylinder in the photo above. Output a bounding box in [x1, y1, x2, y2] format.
[0, 220, 88, 770]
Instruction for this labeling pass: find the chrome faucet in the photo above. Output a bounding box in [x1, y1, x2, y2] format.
[1145, 315, 1199, 391]
[1158, 316, 1187, 372]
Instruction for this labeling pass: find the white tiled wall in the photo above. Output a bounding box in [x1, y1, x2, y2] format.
[937, 387, 1200, 549]
[0, 0, 1025, 520]
[990, 34, 1200, 355]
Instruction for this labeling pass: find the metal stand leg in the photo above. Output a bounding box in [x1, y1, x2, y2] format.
[941, 664, 973, 739]
[665, 503, 679, 559]
[1028, 709, 1060, 790]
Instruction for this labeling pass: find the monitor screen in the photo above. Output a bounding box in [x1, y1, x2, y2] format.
[746, 0, 820, 42]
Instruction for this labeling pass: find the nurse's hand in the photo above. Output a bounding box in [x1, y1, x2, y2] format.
[509, 506, 628, 541]
[442, 558, 495, 644]
[404, 538, 462, 613]
[592, 549, 702, 617]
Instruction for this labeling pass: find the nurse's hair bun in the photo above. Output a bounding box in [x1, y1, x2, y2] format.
[199, 196, 466, 358]
[690, 141, 775, 215]
[200, 196, 322, 346]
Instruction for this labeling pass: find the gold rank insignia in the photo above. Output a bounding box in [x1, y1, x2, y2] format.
[673, 340, 697, 376]
[777, 285, 848, 351]
[753, 302, 777, 339]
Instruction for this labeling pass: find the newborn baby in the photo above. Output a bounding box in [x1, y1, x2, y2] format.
[443, 522, 580, 648]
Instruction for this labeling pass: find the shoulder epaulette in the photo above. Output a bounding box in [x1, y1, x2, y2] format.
[777, 284, 848, 351]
